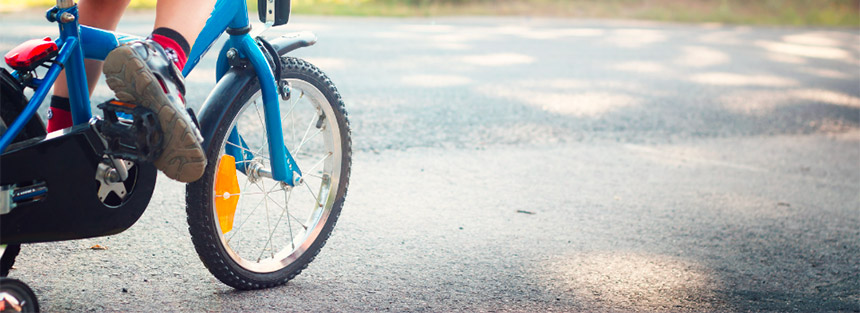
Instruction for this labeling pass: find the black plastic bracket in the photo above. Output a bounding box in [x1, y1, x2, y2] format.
[226, 26, 251, 36]
[96, 100, 163, 163]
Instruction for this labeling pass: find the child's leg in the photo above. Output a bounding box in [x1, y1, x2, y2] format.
[48, 0, 129, 132]
[154, 0, 215, 48]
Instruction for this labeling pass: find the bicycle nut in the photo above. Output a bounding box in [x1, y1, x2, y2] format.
[279, 81, 291, 101]
[226, 48, 237, 59]
[59, 12, 75, 23]
[105, 168, 121, 183]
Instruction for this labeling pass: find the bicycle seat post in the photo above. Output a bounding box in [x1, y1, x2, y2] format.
[57, 0, 74, 9]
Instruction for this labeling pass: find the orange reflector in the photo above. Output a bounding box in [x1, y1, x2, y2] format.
[109, 100, 137, 109]
[214, 155, 240, 234]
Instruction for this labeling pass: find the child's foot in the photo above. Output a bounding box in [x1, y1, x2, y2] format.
[103, 40, 206, 183]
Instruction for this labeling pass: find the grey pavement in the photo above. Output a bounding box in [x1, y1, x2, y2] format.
[1, 12, 859, 312]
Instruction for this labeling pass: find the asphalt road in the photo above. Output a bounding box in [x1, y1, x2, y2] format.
[1, 13, 859, 312]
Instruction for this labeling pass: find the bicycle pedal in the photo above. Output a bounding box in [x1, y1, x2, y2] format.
[96, 99, 163, 163]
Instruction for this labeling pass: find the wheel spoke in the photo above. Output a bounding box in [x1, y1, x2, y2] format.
[281, 90, 300, 126]
[294, 127, 323, 156]
[253, 101, 270, 158]
[226, 181, 278, 243]
[260, 185, 307, 230]
[258, 178, 274, 261]
[303, 181, 321, 209]
[285, 188, 295, 250]
[294, 107, 318, 153]
[303, 173, 323, 179]
[225, 141, 269, 160]
[215, 191, 269, 197]
[256, 186, 296, 258]
[305, 152, 332, 175]
[226, 187, 266, 243]
[289, 91, 304, 151]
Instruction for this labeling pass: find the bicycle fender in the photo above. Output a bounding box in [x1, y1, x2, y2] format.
[266, 31, 317, 56]
[196, 66, 257, 152]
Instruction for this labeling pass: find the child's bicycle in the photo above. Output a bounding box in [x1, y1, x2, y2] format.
[0, 0, 351, 309]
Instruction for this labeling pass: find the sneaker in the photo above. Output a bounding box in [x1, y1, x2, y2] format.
[103, 40, 206, 183]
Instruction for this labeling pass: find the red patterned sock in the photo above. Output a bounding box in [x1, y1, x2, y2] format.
[46, 95, 73, 132]
[150, 27, 190, 71]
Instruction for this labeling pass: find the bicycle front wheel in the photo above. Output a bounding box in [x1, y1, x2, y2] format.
[186, 57, 351, 289]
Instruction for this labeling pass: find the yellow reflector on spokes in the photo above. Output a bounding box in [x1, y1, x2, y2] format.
[214, 155, 240, 234]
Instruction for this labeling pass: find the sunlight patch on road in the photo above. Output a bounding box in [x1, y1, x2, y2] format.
[797, 67, 854, 80]
[373, 31, 412, 39]
[539, 92, 638, 117]
[611, 61, 669, 74]
[604, 28, 667, 48]
[790, 89, 860, 108]
[475, 83, 638, 117]
[432, 42, 472, 50]
[425, 31, 491, 50]
[690, 72, 798, 87]
[431, 32, 493, 44]
[782, 32, 846, 47]
[460, 53, 535, 67]
[696, 29, 749, 45]
[756, 40, 853, 61]
[396, 24, 456, 33]
[766, 52, 808, 65]
[495, 26, 605, 40]
[720, 89, 860, 116]
[675, 46, 730, 68]
[400, 74, 472, 87]
[547, 251, 721, 311]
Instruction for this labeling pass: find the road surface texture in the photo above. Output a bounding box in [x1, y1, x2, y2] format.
[1, 12, 859, 312]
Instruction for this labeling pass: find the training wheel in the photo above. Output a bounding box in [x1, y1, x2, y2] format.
[0, 278, 39, 313]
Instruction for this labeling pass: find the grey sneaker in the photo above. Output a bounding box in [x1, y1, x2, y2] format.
[103, 40, 206, 183]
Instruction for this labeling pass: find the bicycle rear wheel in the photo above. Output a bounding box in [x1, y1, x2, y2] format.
[186, 57, 351, 289]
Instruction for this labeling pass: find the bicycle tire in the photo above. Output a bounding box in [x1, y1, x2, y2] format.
[0, 277, 40, 312]
[0, 69, 45, 145]
[186, 57, 351, 290]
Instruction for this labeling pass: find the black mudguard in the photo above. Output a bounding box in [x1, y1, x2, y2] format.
[0, 125, 157, 244]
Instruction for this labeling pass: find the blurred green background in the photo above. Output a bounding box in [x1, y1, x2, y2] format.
[0, 0, 858, 26]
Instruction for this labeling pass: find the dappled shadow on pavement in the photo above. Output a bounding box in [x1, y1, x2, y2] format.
[311, 20, 860, 151]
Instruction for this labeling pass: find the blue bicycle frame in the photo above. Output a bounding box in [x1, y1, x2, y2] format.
[0, 0, 301, 185]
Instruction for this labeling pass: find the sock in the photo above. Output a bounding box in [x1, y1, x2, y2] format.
[46, 95, 73, 132]
[150, 27, 190, 71]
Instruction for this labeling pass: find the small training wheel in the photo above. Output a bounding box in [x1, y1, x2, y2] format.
[0, 277, 39, 313]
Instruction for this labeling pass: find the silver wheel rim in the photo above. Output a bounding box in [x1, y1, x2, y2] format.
[212, 78, 342, 273]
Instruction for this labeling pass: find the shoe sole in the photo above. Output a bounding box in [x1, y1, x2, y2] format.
[103, 46, 207, 183]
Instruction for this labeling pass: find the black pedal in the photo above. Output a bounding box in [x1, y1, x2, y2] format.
[96, 100, 163, 162]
